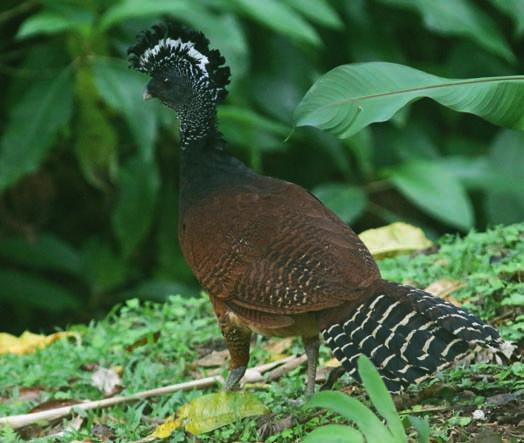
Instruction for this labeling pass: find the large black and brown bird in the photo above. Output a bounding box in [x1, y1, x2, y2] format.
[128, 23, 513, 395]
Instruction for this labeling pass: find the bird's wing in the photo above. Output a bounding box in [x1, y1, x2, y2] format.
[180, 177, 380, 315]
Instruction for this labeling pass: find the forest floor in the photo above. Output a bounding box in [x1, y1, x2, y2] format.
[0, 224, 523, 442]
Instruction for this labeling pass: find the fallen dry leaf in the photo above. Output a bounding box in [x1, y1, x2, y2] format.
[126, 331, 161, 352]
[263, 337, 294, 361]
[359, 222, 433, 259]
[424, 278, 464, 306]
[0, 331, 80, 355]
[195, 350, 229, 367]
[149, 391, 268, 438]
[323, 357, 341, 368]
[91, 367, 122, 396]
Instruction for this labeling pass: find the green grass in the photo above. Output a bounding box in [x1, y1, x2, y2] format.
[1, 224, 523, 442]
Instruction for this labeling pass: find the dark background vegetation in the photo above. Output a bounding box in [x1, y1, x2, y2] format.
[0, 0, 523, 333]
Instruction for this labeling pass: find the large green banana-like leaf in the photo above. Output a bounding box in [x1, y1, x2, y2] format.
[294, 62, 524, 138]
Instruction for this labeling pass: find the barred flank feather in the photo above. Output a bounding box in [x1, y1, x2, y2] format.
[322, 281, 513, 393]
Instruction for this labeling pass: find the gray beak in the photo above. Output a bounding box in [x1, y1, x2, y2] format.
[143, 88, 153, 101]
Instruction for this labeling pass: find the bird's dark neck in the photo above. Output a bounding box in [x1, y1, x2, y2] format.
[178, 106, 255, 210]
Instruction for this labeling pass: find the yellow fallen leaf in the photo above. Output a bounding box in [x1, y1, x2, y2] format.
[323, 358, 341, 368]
[264, 337, 294, 361]
[359, 222, 433, 259]
[149, 391, 268, 438]
[424, 278, 464, 306]
[0, 331, 80, 355]
[152, 416, 182, 438]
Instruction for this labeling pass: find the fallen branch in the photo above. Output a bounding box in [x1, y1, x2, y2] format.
[0, 354, 304, 430]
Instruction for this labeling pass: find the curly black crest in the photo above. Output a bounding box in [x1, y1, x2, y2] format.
[127, 22, 230, 101]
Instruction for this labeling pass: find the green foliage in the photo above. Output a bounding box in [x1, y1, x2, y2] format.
[0, 224, 522, 441]
[303, 356, 420, 443]
[1, 0, 524, 330]
[295, 63, 524, 138]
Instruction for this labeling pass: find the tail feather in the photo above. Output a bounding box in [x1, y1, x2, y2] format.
[322, 281, 513, 393]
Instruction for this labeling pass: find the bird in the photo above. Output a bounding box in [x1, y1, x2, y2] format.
[127, 22, 513, 396]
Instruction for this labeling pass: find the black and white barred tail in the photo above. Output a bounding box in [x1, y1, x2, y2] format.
[322, 281, 514, 393]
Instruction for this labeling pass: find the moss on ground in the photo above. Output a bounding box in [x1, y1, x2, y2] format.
[0, 224, 523, 442]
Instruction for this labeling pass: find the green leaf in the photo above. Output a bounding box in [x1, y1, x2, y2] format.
[176, 391, 268, 435]
[80, 238, 127, 294]
[16, 11, 91, 39]
[91, 58, 158, 160]
[305, 391, 392, 442]
[230, 0, 321, 46]
[389, 161, 474, 230]
[313, 184, 367, 223]
[183, 12, 249, 79]
[485, 130, 524, 224]
[0, 269, 80, 312]
[295, 62, 524, 138]
[0, 67, 73, 191]
[378, 0, 514, 62]
[112, 157, 160, 257]
[0, 234, 81, 275]
[302, 424, 364, 443]
[99, 0, 194, 30]
[358, 356, 407, 441]
[75, 66, 118, 189]
[284, 0, 342, 29]
[408, 416, 430, 443]
[489, 0, 524, 37]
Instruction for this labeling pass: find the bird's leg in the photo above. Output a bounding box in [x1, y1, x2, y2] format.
[212, 299, 252, 390]
[302, 335, 320, 397]
[220, 319, 252, 391]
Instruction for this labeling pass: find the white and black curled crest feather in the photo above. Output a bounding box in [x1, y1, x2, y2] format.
[128, 21, 230, 100]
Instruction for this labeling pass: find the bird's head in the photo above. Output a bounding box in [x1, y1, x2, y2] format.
[127, 22, 230, 113]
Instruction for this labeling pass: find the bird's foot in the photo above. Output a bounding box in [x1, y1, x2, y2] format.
[224, 366, 246, 391]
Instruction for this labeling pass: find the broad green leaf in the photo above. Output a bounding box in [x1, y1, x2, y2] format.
[99, 0, 194, 30]
[219, 106, 288, 153]
[183, 12, 249, 79]
[485, 130, 524, 224]
[388, 161, 474, 230]
[219, 106, 289, 136]
[91, 58, 158, 160]
[0, 67, 73, 191]
[0, 270, 80, 312]
[284, 0, 342, 29]
[409, 415, 434, 443]
[230, 0, 321, 46]
[302, 424, 364, 443]
[305, 391, 392, 441]
[344, 128, 374, 177]
[155, 180, 194, 282]
[80, 238, 127, 294]
[112, 157, 160, 257]
[378, 0, 514, 62]
[0, 234, 81, 275]
[359, 222, 433, 259]
[75, 66, 118, 189]
[358, 356, 406, 441]
[295, 62, 524, 139]
[313, 184, 367, 223]
[489, 0, 524, 37]
[151, 392, 268, 436]
[408, 416, 430, 443]
[16, 12, 77, 39]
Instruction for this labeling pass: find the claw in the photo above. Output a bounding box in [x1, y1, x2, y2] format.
[224, 366, 246, 391]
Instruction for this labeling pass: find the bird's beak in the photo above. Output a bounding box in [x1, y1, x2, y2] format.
[143, 87, 153, 101]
